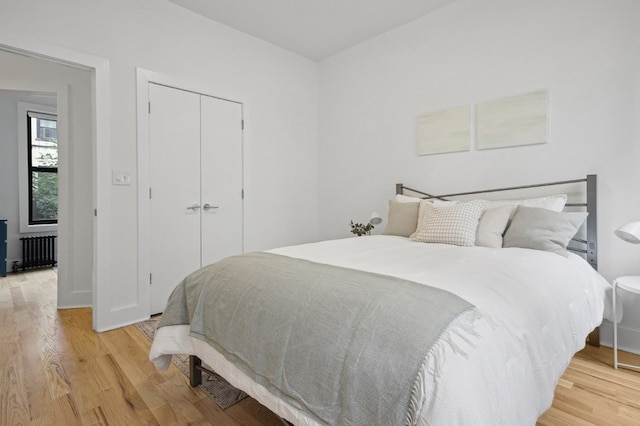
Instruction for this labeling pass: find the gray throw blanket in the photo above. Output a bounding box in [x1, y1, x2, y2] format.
[159, 252, 475, 426]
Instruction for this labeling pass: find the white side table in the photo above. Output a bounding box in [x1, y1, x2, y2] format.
[613, 276, 640, 370]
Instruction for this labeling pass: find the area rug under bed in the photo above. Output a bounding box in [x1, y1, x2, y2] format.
[135, 316, 248, 409]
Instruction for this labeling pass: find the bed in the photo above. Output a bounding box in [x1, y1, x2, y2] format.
[150, 175, 612, 425]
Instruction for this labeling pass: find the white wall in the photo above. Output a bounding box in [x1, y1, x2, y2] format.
[0, 0, 318, 328]
[318, 0, 640, 350]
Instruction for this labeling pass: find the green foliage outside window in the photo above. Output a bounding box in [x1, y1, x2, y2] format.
[32, 157, 58, 221]
[30, 126, 58, 223]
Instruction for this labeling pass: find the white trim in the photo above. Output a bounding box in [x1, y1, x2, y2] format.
[136, 70, 151, 320]
[0, 83, 74, 305]
[17, 101, 58, 234]
[597, 322, 640, 355]
[27, 110, 57, 121]
[0, 34, 113, 331]
[136, 68, 244, 106]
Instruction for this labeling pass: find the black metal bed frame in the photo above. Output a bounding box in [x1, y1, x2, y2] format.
[396, 174, 598, 270]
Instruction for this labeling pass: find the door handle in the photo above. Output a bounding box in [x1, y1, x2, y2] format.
[203, 203, 219, 211]
[186, 204, 201, 211]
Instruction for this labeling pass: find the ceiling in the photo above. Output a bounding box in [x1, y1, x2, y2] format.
[169, 0, 457, 61]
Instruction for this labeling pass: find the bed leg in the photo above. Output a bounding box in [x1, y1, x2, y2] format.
[189, 355, 203, 387]
[587, 327, 600, 347]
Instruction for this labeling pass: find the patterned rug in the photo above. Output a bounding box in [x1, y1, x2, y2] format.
[135, 316, 248, 409]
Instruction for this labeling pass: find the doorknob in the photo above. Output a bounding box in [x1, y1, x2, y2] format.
[186, 203, 201, 211]
[203, 203, 219, 211]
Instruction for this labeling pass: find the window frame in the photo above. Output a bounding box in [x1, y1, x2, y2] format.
[17, 102, 58, 233]
[27, 111, 58, 225]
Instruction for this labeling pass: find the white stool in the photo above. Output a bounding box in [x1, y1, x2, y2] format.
[613, 276, 640, 370]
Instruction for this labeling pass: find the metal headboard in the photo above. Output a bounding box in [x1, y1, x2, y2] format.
[396, 175, 598, 270]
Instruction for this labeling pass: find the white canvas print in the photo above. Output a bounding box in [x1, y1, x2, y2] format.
[477, 89, 548, 150]
[417, 105, 470, 156]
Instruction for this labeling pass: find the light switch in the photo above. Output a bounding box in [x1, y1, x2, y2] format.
[112, 170, 132, 186]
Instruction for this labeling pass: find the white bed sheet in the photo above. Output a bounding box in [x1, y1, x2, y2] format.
[150, 235, 610, 425]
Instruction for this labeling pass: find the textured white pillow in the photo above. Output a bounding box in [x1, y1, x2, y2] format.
[475, 204, 515, 248]
[413, 200, 486, 246]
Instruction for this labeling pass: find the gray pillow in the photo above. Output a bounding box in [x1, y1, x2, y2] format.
[383, 200, 420, 237]
[503, 206, 588, 257]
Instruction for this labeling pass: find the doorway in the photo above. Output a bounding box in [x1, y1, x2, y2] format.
[0, 89, 58, 278]
[0, 47, 94, 311]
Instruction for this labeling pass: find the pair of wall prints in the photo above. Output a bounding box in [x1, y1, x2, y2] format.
[417, 89, 548, 156]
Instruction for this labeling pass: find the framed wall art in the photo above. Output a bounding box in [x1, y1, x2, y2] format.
[476, 89, 548, 150]
[417, 105, 470, 156]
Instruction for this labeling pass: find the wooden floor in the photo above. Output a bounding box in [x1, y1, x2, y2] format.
[2, 269, 640, 425]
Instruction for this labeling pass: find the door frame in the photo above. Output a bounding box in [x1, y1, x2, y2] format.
[0, 34, 112, 331]
[136, 68, 244, 318]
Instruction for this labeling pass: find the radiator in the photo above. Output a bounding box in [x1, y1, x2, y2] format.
[20, 235, 57, 270]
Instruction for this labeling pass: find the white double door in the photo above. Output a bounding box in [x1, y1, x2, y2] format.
[149, 83, 243, 314]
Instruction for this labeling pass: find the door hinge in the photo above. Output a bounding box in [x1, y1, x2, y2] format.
[241, 189, 244, 199]
[148, 102, 151, 114]
[94, 209, 97, 217]
[241, 119, 244, 130]
[150, 273, 152, 285]
[149, 187, 152, 199]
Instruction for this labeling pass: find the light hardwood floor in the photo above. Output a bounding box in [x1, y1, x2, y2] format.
[2, 268, 640, 425]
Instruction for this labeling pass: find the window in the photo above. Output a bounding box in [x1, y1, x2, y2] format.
[18, 101, 57, 233]
[27, 111, 58, 225]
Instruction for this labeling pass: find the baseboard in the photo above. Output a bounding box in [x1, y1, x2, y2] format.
[598, 320, 640, 355]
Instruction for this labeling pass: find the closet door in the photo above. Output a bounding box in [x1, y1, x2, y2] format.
[149, 83, 202, 314]
[148, 84, 244, 314]
[200, 95, 243, 266]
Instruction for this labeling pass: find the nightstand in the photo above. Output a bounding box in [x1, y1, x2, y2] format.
[613, 276, 640, 370]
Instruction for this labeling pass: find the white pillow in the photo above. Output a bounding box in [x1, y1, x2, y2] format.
[394, 194, 421, 203]
[486, 194, 567, 215]
[409, 199, 436, 239]
[432, 194, 567, 212]
[475, 204, 515, 248]
[413, 200, 486, 246]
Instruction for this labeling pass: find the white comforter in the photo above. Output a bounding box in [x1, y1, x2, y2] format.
[150, 236, 610, 425]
